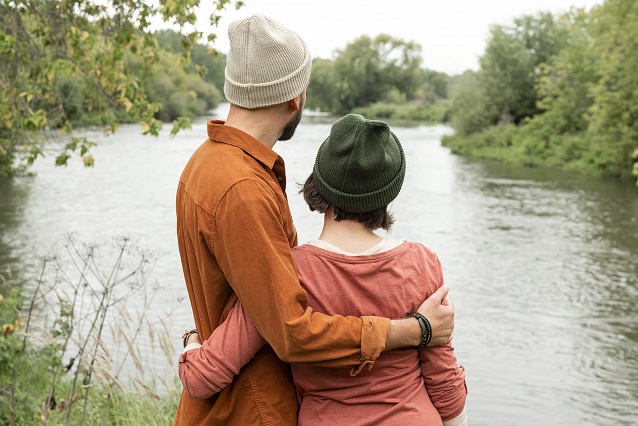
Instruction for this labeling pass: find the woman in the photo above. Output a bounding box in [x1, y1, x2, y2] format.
[179, 114, 467, 425]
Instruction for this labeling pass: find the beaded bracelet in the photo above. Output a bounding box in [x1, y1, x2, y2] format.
[181, 329, 198, 348]
[406, 312, 432, 349]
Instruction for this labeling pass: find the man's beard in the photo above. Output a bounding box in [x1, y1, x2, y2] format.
[279, 107, 303, 141]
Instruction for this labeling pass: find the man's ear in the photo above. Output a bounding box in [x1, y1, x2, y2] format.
[288, 96, 301, 112]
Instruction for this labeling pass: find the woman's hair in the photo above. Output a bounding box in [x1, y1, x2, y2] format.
[300, 174, 394, 231]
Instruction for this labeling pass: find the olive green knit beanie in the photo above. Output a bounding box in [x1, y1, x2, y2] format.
[224, 14, 312, 109]
[313, 114, 406, 213]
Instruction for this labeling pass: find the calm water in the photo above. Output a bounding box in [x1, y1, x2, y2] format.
[1, 105, 637, 425]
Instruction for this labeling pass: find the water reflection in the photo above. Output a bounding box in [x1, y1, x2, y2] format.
[0, 178, 33, 293]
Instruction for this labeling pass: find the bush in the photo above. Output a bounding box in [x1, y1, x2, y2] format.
[353, 99, 451, 123]
[441, 124, 525, 164]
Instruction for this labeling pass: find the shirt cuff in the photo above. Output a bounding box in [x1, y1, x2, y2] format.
[350, 316, 391, 376]
[182, 342, 202, 354]
[443, 407, 467, 426]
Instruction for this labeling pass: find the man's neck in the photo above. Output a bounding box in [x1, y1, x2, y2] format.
[318, 213, 383, 253]
[224, 104, 286, 149]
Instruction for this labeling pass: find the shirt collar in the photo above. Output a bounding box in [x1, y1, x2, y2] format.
[207, 120, 280, 169]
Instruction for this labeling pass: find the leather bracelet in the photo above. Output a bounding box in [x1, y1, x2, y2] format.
[406, 312, 432, 349]
[181, 329, 198, 348]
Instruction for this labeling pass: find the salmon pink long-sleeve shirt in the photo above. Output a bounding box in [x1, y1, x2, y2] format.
[180, 240, 467, 425]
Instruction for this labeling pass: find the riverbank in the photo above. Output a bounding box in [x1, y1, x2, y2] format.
[441, 123, 638, 187]
[352, 99, 451, 124]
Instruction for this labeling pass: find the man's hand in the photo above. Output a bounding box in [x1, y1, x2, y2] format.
[185, 332, 202, 346]
[385, 286, 454, 350]
[417, 286, 454, 346]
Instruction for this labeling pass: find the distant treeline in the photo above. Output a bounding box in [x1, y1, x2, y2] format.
[306, 34, 454, 123]
[442, 1, 638, 183]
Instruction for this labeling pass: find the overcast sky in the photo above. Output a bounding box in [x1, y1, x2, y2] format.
[192, 0, 603, 75]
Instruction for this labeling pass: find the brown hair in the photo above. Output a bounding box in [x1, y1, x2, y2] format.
[300, 174, 394, 231]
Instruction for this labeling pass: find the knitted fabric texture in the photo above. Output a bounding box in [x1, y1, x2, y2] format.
[313, 114, 406, 213]
[224, 14, 312, 109]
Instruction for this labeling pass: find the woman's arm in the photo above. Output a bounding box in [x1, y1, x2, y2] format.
[178, 301, 266, 399]
[419, 341, 467, 424]
[418, 253, 467, 423]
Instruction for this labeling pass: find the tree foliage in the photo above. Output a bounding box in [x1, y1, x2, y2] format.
[0, 0, 242, 177]
[447, 71, 498, 136]
[445, 1, 638, 184]
[449, 12, 570, 135]
[128, 49, 223, 123]
[155, 29, 227, 92]
[307, 34, 427, 114]
[585, 0, 638, 177]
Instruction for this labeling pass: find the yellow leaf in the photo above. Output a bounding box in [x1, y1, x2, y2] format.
[83, 156, 94, 167]
[120, 98, 133, 112]
[47, 68, 55, 82]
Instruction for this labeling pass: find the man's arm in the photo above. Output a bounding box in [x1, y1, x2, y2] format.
[179, 290, 454, 399]
[211, 180, 454, 372]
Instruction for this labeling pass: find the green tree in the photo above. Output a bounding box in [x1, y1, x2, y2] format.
[306, 58, 337, 112]
[155, 29, 227, 93]
[448, 71, 499, 135]
[421, 70, 449, 104]
[128, 50, 223, 122]
[512, 10, 597, 167]
[0, 0, 242, 177]
[445, 2, 638, 184]
[307, 34, 424, 114]
[585, 0, 638, 178]
[479, 12, 570, 125]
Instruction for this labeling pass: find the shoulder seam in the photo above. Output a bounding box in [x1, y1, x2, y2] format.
[208, 178, 280, 251]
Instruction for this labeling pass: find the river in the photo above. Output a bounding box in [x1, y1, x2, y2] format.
[1, 105, 637, 425]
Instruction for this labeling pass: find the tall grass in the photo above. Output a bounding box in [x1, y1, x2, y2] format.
[0, 236, 181, 425]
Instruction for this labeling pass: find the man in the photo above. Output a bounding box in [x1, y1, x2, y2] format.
[174, 14, 454, 425]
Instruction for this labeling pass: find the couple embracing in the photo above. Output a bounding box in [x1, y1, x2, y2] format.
[173, 14, 467, 426]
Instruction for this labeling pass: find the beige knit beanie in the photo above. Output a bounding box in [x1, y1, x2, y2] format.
[224, 14, 312, 109]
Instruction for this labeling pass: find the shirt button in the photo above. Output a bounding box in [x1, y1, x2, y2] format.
[277, 176, 283, 181]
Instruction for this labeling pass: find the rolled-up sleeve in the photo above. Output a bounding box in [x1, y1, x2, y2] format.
[211, 178, 389, 371]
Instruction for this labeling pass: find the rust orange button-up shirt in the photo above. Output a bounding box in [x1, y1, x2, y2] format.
[173, 121, 391, 425]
